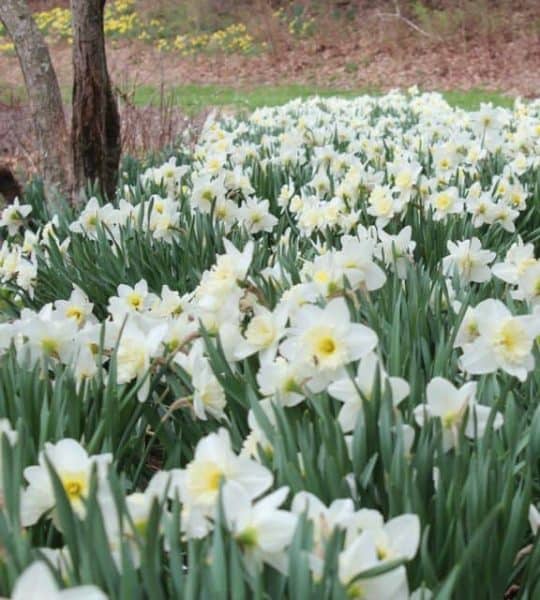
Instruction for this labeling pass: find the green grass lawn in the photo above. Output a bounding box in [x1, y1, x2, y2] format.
[125, 84, 378, 113]
[124, 84, 515, 114]
[1, 80, 515, 114]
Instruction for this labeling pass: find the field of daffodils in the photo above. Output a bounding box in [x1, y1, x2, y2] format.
[1, 89, 540, 599]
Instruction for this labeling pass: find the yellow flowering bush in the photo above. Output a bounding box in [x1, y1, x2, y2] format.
[0, 0, 142, 48]
[34, 7, 72, 40]
[104, 0, 141, 38]
[273, 5, 316, 38]
[158, 23, 256, 56]
[0, 2, 257, 56]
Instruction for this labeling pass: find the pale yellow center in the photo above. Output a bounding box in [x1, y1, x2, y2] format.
[186, 461, 224, 501]
[493, 319, 530, 363]
[435, 193, 451, 210]
[127, 292, 143, 310]
[236, 526, 258, 548]
[347, 583, 366, 599]
[396, 171, 412, 188]
[41, 337, 59, 356]
[245, 316, 276, 348]
[66, 306, 84, 324]
[62, 474, 87, 501]
[439, 158, 450, 170]
[317, 337, 336, 355]
[313, 270, 331, 285]
[442, 410, 462, 429]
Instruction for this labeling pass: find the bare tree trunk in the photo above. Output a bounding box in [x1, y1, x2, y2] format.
[71, 0, 121, 201]
[0, 0, 73, 203]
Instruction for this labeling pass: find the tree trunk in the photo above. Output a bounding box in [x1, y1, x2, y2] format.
[71, 0, 121, 201]
[0, 0, 73, 203]
[0, 166, 23, 204]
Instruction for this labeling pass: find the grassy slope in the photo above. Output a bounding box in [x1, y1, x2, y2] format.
[127, 84, 515, 113]
[1, 80, 515, 113]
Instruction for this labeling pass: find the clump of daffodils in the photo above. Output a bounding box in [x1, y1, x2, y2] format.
[0, 90, 539, 598]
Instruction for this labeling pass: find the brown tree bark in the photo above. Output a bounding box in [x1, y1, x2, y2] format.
[0, 166, 23, 204]
[71, 0, 121, 201]
[0, 0, 73, 203]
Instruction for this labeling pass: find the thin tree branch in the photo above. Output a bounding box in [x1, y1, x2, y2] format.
[375, 0, 441, 40]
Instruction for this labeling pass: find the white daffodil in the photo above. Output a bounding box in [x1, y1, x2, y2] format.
[458, 299, 540, 381]
[191, 352, 227, 421]
[235, 304, 288, 364]
[256, 356, 307, 407]
[10, 561, 107, 600]
[69, 197, 102, 238]
[196, 240, 253, 306]
[242, 399, 276, 460]
[162, 313, 198, 353]
[302, 251, 347, 297]
[147, 197, 180, 243]
[278, 282, 319, 319]
[280, 298, 378, 391]
[219, 239, 254, 281]
[513, 262, 540, 308]
[54, 285, 95, 327]
[214, 197, 240, 233]
[108, 279, 158, 320]
[0, 198, 32, 236]
[509, 152, 531, 176]
[16, 254, 38, 296]
[20, 439, 112, 527]
[224, 164, 255, 195]
[492, 202, 519, 233]
[145, 157, 189, 197]
[454, 306, 480, 348]
[472, 103, 508, 135]
[414, 377, 503, 451]
[149, 285, 185, 319]
[442, 238, 495, 284]
[339, 532, 409, 600]
[195, 289, 243, 336]
[222, 482, 297, 574]
[309, 169, 331, 196]
[465, 191, 497, 228]
[429, 187, 463, 221]
[388, 158, 422, 197]
[157, 467, 212, 540]
[328, 352, 410, 432]
[114, 315, 167, 402]
[336, 236, 386, 292]
[375, 226, 416, 279]
[239, 197, 278, 234]
[168, 428, 273, 515]
[19, 306, 79, 365]
[432, 143, 458, 178]
[99, 471, 168, 568]
[347, 509, 420, 563]
[71, 345, 99, 392]
[291, 492, 357, 548]
[367, 185, 402, 228]
[190, 172, 225, 213]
